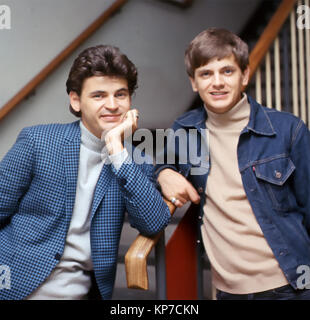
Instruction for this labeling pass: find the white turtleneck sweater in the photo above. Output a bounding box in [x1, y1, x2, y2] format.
[201, 94, 288, 294]
[27, 121, 128, 300]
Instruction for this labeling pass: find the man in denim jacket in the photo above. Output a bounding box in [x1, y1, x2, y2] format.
[155, 28, 310, 300]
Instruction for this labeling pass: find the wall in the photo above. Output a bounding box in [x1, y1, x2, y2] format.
[0, 0, 261, 159]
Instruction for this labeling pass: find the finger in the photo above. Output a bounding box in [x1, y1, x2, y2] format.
[126, 109, 137, 117]
[173, 199, 184, 208]
[168, 195, 187, 208]
[128, 110, 139, 132]
[175, 195, 189, 204]
[186, 186, 201, 204]
[127, 109, 139, 122]
[120, 112, 128, 123]
[123, 110, 136, 125]
[131, 108, 139, 118]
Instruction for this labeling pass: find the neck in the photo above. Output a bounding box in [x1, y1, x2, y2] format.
[206, 94, 250, 131]
[80, 121, 105, 153]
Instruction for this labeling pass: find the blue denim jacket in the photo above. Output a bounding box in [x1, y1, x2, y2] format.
[155, 95, 310, 289]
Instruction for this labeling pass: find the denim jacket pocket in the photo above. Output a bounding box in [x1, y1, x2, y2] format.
[254, 157, 296, 212]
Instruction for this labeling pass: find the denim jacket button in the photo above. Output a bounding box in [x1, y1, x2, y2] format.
[198, 187, 204, 194]
[275, 170, 282, 179]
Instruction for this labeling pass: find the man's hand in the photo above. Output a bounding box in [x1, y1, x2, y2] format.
[104, 109, 139, 155]
[157, 168, 200, 208]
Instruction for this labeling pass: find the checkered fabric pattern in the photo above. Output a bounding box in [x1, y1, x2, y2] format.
[0, 121, 171, 300]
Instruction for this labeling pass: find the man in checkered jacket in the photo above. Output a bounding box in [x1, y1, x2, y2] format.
[0, 45, 171, 300]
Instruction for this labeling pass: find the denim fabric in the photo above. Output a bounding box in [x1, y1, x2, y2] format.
[155, 96, 310, 291]
[216, 285, 310, 300]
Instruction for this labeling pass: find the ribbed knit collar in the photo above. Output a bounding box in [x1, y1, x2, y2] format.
[206, 94, 250, 131]
[80, 121, 105, 153]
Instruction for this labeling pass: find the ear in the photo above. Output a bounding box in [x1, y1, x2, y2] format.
[189, 77, 198, 92]
[241, 66, 250, 87]
[69, 91, 81, 113]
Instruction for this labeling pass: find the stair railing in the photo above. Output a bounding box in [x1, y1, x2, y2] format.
[250, 0, 309, 126]
[125, 200, 176, 290]
[125, 0, 305, 299]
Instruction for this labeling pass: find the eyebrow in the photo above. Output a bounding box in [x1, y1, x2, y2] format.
[198, 64, 236, 72]
[89, 90, 105, 96]
[89, 88, 129, 96]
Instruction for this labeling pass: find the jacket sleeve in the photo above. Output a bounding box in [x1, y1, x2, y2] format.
[154, 121, 184, 180]
[289, 119, 310, 234]
[111, 156, 171, 236]
[0, 127, 34, 223]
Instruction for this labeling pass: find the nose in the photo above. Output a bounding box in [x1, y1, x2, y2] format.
[105, 96, 118, 111]
[212, 73, 224, 88]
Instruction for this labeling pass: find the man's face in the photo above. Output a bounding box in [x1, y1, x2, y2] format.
[190, 54, 249, 114]
[70, 76, 131, 138]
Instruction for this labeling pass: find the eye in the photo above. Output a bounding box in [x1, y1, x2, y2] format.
[223, 68, 233, 75]
[201, 71, 210, 77]
[92, 93, 104, 99]
[116, 90, 129, 98]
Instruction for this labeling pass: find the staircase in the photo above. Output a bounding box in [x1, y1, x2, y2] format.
[1, 0, 285, 300]
[242, 0, 295, 114]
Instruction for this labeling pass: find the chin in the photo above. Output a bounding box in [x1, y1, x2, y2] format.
[206, 104, 232, 114]
[100, 119, 120, 131]
[208, 97, 237, 112]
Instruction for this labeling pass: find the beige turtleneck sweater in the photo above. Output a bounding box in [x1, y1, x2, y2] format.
[201, 94, 288, 294]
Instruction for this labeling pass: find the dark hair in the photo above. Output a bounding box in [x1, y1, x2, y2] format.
[66, 45, 138, 117]
[185, 28, 249, 77]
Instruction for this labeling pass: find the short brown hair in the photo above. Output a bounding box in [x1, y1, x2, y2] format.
[66, 45, 138, 117]
[185, 28, 249, 78]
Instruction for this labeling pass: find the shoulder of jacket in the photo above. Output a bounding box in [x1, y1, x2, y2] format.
[23, 122, 78, 138]
[173, 107, 206, 128]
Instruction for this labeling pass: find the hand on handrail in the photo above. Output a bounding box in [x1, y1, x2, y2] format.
[125, 199, 176, 290]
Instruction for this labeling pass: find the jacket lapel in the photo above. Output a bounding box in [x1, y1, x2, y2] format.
[90, 163, 113, 220]
[63, 121, 81, 219]
[63, 121, 113, 221]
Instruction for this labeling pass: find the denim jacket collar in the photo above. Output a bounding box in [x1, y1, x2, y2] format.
[245, 96, 276, 136]
[176, 95, 276, 136]
[175, 105, 207, 130]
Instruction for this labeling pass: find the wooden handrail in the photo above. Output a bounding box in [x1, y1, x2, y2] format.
[249, 0, 297, 80]
[0, 0, 128, 122]
[125, 0, 298, 291]
[125, 200, 176, 290]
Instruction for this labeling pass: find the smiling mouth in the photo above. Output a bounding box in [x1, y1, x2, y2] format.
[210, 92, 228, 96]
[100, 114, 122, 122]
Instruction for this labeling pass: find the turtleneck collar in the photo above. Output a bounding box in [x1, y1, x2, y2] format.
[205, 94, 250, 131]
[80, 121, 105, 153]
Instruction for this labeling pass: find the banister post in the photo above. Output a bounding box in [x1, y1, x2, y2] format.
[165, 204, 201, 300]
[155, 232, 167, 299]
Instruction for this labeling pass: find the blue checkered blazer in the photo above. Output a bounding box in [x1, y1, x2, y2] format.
[0, 121, 170, 300]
